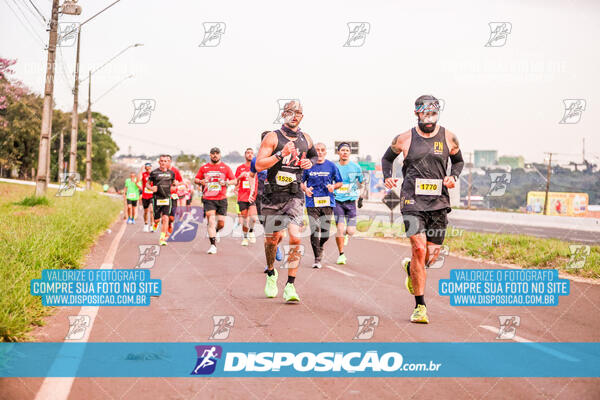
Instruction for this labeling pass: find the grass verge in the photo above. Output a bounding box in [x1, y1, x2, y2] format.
[356, 219, 600, 279]
[0, 183, 121, 342]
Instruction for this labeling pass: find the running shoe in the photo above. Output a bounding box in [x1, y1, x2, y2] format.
[402, 257, 414, 295]
[275, 245, 283, 261]
[283, 283, 300, 302]
[143, 225, 149, 232]
[207, 244, 217, 254]
[344, 234, 349, 246]
[241, 238, 249, 246]
[159, 232, 167, 246]
[152, 223, 158, 232]
[312, 262, 322, 269]
[410, 304, 429, 324]
[336, 254, 347, 265]
[265, 268, 278, 298]
[248, 232, 256, 243]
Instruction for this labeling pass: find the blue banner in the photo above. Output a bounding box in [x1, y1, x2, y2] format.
[439, 269, 569, 306]
[1, 342, 598, 377]
[30, 269, 161, 306]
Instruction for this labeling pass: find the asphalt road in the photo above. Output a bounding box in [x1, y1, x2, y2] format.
[1, 212, 599, 399]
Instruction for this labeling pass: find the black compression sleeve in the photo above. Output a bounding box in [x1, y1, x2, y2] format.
[306, 145, 318, 166]
[382, 146, 398, 180]
[449, 150, 464, 178]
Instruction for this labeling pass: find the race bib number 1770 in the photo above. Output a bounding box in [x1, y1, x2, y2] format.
[415, 178, 442, 196]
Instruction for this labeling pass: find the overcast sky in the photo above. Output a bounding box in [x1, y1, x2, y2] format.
[2, 0, 599, 164]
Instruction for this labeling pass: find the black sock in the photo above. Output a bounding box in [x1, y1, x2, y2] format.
[266, 269, 275, 276]
[406, 261, 411, 276]
[339, 252, 344, 256]
[210, 237, 216, 245]
[249, 228, 253, 233]
[415, 295, 426, 307]
[287, 276, 295, 284]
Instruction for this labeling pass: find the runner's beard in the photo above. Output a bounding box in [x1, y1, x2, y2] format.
[418, 121, 436, 133]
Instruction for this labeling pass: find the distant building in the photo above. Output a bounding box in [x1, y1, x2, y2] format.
[498, 155, 524, 169]
[474, 150, 498, 168]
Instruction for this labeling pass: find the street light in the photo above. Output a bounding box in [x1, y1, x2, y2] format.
[80, 43, 143, 83]
[36, 0, 122, 196]
[68, 0, 122, 176]
[82, 43, 142, 190]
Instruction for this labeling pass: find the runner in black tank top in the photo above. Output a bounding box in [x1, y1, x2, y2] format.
[255, 100, 318, 303]
[380, 95, 465, 324]
[400, 126, 451, 213]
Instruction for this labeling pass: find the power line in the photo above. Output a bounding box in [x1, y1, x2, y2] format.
[18, 0, 45, 26]
[11, 0, 44, 34]
[2, 0, 45, 47]
[26, 0, 46, 23]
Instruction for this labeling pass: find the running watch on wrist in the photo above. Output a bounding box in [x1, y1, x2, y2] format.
[275, 151, 283, 160]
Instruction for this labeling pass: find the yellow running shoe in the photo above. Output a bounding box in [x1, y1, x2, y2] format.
[410, 304, 429, 324]
[283, 283, 300, 302]
[264, 268, 278, 298]
[402, 258, 414, 295]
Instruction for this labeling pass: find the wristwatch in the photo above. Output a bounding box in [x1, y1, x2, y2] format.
[274, 151, 283, 161]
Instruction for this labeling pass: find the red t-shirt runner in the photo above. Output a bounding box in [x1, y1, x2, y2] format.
[141, 171, 154, 199]
[170, 166, 183, 182]
[195, 162, 234, 200]
[235, 163, 256, 203]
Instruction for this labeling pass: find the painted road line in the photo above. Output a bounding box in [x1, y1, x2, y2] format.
[35, 220, 127, 400]
[325, 265, 356, 277]
[479, 325, 578, 362]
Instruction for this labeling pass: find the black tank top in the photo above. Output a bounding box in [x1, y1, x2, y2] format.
[266, 129, 309, 199]
[400, 126, 451, 212]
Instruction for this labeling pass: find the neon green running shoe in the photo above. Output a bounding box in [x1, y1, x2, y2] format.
[283, 282, 300, 302]
[410, 304, 429, 324]
[264, 268, 278, 298]
[402, 257, 414, 295]
[159, 232, 167, 246]
[336, 253, 347, 265]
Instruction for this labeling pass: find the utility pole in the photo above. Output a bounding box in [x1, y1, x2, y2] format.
[35, 0, 59, 196]
[85, 71, 93, 190]
[68, 28, 81, 174]
[58, 128, 64, 181]
[67, 0, 122, 175]
[543, 152, 553, 215]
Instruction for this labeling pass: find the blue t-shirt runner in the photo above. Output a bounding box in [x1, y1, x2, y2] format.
[334, 161, 364, 202]
[302, 160, 342, 208]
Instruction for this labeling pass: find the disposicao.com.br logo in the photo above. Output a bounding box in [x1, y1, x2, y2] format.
[190, 345, 442, 376]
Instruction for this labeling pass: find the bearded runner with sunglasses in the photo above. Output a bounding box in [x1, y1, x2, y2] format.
[381, 95, 464, 324]
[255, 100, 318, 302]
